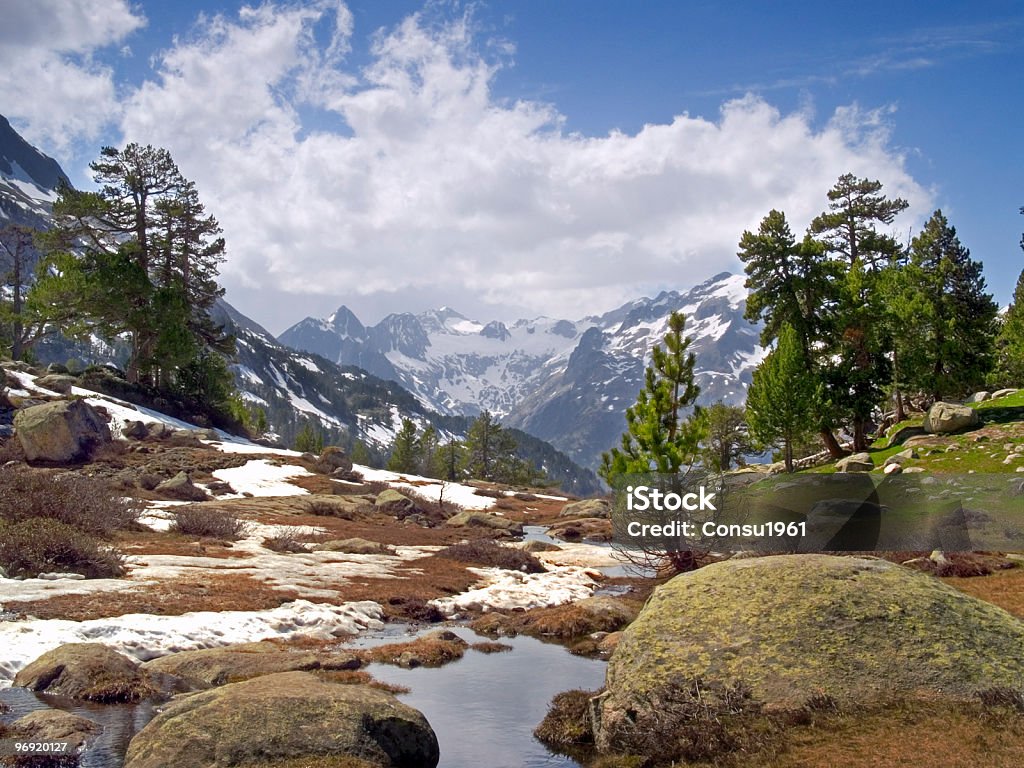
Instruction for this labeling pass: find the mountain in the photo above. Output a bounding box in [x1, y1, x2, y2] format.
[0, 114, 68, 229]
[279, 273, 765, 470]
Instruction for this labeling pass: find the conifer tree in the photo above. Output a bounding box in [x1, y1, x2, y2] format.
[992, 209, 1024, 385]
[746, 325, 817, 472]
[699, 403, 754, 472]
[387, 418, 420, 473]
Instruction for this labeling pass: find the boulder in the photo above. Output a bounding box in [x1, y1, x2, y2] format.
[121, 419, 149, 440]
[9, 710, 101, 751]
[13, 643, 155, 702]
[594, 554, 1024, 750]
[883, 448, 918, 467]
[923, 402, 980, 434]
[314, 538, 395, 556]
[35, 374, 76, 395]
[991, 388, 1019, 400]
[546, 517, 612, 542]
[965, 391, 990, 404]
[834, 452, 873, 472]
[444, 510, 523, 534]
[559, 498, 611, 518]
[319, 446, 353, 473]
[375, 489, 419, 519]
[155, 471, 210, 502]
[123, 671, 439, 768]
[142, 642, 359, 689]
[520, 539, 563, 553]
[14, 399, 112, 463]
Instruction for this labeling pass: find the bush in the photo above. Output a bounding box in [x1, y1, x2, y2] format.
[437, 539, 546, 573]
[172, 507, 247, 540]
[0, 518, 125, 578]
[0, 467, 140, 535]
[535, 689, 598, 746]
[262, 527, 309, 553]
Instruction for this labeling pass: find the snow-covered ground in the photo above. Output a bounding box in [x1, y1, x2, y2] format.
[0, 600, 384, 686]
[430, 566, 598, 616]
[355, 466, 499, 510]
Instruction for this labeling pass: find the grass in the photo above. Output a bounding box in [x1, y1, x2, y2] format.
[471, 598, 638, 641]
[942, 567, 1024, 619]
[360, 631, 468, 668]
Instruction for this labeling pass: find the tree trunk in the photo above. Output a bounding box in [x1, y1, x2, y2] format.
[820, 428, 845, 458]
[853, 419, 868, 452]
[667, 549, 697, 573]
[784, 439, 794, 473]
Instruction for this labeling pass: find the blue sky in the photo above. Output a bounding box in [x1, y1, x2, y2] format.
[1, 1, 1021, 333]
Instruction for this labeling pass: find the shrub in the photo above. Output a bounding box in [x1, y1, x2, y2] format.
[977, 686, 1024, 713]
[534, 689, 598, 746]
[172, 507, 247, 540]
[0, 518, 125, 578]
[0, 467, 141, 535]
[262, 527, 309, 554]
[437, 539, 546, 573]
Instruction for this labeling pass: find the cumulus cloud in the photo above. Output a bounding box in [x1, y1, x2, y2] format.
[0, 0, 145, 153]
[116, 2, 931, 327]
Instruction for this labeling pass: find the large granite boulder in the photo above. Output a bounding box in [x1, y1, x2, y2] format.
[444, 510, 523, 534]
[375, 489, 420, 519]
[14, 399, 111, 463]
[123, 671, 439, 768]
[155, 471, 210, 502]
[594, 554, 1024, 750]
[834, 452, 873, 472]
[142, 642, 360, 689]
[14, 643, 155, 702]
[923, 401, 980, 434]
[559, 499, 611, 518]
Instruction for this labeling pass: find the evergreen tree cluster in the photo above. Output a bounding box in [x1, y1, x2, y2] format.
[3, 143, 240, 422]
[739, 173, 1012, 464]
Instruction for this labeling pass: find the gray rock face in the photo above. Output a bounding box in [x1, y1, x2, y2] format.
[123, 671, 439, 768]
[923, 402, 981, 434]
[155, 471, 210, 502]
[14, 399, 111, 463]
[35, 374, 76, 394]
[14, 643, 154, 702]
[965, 391, 990, 404]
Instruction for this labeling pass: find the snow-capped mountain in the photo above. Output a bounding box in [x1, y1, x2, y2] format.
[279, 272, 765, 470]
[0, 114, 68, 229]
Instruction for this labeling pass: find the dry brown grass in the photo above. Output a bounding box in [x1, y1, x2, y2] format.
[9, 573, 301, 621]
[471, 598, 639, 641]
[332, 555, 479, 620]
[315, 669, 410, 695]
[471, 641, 513, 654]
[942, 567, 1024, 619]
[117, 530, 253, 559]
[360, 631, 468, 668]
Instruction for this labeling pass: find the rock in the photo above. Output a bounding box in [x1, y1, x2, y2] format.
[318, 446, 353, 473]
[375, 489, 420, 519]
[546, 517, 612, 542]
[10, 710, 101, 751]
[883, 463, 902, 475]
[965, 391, 990, 404]
[991, 388, 1019, 400]
[14, 643, 155, 702]
[886, 424, 926, 447]
[559, 498, 611, 518]
[883, 448, 918, 466]
[146, 422, 172, 440]
[35, 374, 76, 395]
[834, 452, 873, 472]
[137, 473, 162, 491]
[314, 538, 395, 555]
[597, 631, 623, 656]
[142, 642, 360, 689]
[205, 480, 235, 495]
[923, 402, 980, 434]
[14, 399, 112, 463]
[123, 671, 439, 768]
[444, 510, 524, 534]
[37, 572, 87, 581]
[594, 554, 1024, 750]
[520, 539, 563, 553]
[121, 419, 149, 439]
[155, 471, 210, 502]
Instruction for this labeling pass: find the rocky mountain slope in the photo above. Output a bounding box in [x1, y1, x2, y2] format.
[0, 114, 68, 229]
[280, 273, 765, 470]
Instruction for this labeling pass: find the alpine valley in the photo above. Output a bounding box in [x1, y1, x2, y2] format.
[2, 113, 763, 484]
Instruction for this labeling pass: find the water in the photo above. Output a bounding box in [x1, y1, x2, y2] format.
[0, 625, 607, 768]
[0, 687, 160, 768]
[367, 627, 607, 768]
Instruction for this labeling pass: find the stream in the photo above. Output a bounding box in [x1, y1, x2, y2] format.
[0, 623, 607, 768]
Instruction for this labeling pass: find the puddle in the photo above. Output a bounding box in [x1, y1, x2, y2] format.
[367, 626, 607, 768]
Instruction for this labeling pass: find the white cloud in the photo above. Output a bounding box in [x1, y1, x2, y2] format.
[0, 0, 145, 153]
[116, 2, 931, 327]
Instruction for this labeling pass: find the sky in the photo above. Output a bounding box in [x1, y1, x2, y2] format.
[1, 0, 1021, 335]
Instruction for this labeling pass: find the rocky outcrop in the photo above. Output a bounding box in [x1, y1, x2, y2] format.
[142, 642, 359, 689]
[594, 554, 1024, 750]
[13, 399, 111, 463]
[13, 643, 155, 702]
[155, 471, 210, 502]
[834, 452, 873, 472]
[123, 671, 439, 768]
[559, 498, 611, 518]
[444, 510, 523, 534]
[923, 402, 980, 434]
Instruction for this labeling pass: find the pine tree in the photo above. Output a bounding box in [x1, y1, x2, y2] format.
[387, 418, 420, 473]
[746, 325, 817, 472]
[416, 426, 439, 476]
[699, 403, 754, 472]
[901, 210, 999, 399]
[992, 210, 1024, 386]
[462, 411, 525, 482]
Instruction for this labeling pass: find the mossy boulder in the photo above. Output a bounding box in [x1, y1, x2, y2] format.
[142, 642, 360, 689]
[14, 399, 111, 463]
[14, 643, 156, 702]
[595, 554, 1024, 749]
[559, 499, 611, 518]
[9, 710, 102, 751]
[374, 489, 419, 519]
[123, 671, 439, 768]
[924, 401, 980, 433]
[444, 510, 523, 534]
